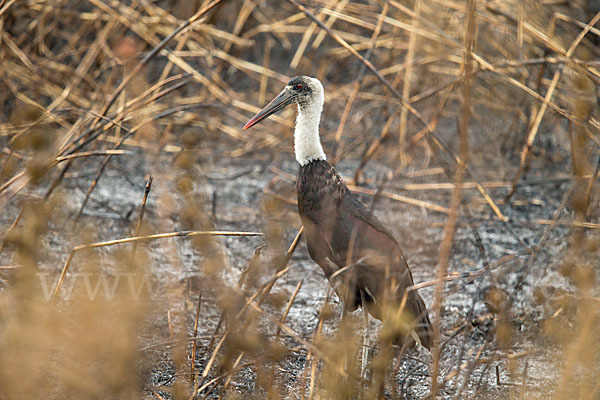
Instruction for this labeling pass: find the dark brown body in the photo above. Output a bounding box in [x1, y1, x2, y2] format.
[297, 160, 432, 349]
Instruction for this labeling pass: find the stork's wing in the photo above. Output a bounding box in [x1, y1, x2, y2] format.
[330, 191, 409, 271]
[342, 193, 400, 247]
[335, 191, 433, 349]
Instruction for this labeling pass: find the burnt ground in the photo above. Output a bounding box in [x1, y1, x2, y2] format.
[4, 107, 597, 399]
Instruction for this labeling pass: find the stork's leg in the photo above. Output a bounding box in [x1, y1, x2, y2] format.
[340, 303, 349, 373]
[359, 289, 370, 382]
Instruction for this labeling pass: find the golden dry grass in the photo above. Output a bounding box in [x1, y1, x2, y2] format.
[0, 0, 599, 399]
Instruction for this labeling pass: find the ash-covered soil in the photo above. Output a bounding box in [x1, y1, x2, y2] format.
[4, 113, 595, 399]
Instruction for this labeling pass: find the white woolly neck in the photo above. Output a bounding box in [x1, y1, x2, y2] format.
[294, 80, 326, 166]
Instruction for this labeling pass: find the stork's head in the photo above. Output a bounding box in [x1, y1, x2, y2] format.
[243, 76, 324, 129]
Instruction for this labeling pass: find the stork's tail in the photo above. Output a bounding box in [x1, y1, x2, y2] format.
[383, 289, 433, 350]
[410, 290, 433, 350]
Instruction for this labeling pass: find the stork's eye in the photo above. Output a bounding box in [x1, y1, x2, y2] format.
[295, 83, 303, 90]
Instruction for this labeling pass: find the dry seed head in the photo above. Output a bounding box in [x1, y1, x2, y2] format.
[320, 302, 337, 321]
[558, 261, 574, 278]
[262, 291, 289, 310]
[485, 287, 510, 314]
[182, 131, 202, 148]
[265, 223, 285, 249]
[114, 36, 138, 64]
[13, 128, 54, 152]
[227, 326, 265, 354]
[175, 174, 194, 194]
[1, 156, 18, 181]
[495, 319, 513, 349]
[173, 151, 196, 171]
[572, 264, 595, 292]
[26, 157, 50, 184]
[9, 102, 42, 127]
[542, 317, 570, 344]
